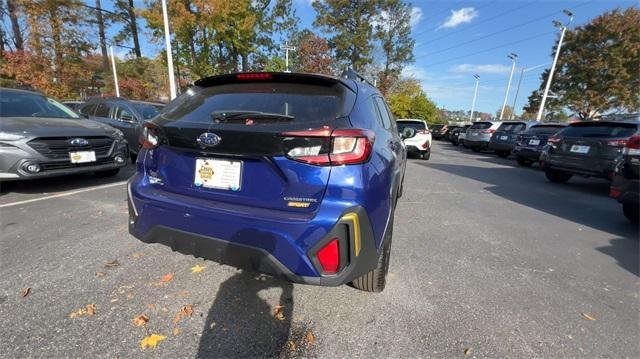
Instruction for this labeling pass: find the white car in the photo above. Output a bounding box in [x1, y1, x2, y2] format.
[397, 119, 432, 160]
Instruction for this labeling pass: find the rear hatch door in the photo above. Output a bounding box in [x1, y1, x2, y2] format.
[493, 122, 526, 144]
[555, 122, 638, 160]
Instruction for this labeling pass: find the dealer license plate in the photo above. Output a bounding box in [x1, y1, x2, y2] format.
[194, 158, 242, 191]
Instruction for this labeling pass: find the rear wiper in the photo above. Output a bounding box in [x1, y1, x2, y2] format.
[211, 111, 294, 123]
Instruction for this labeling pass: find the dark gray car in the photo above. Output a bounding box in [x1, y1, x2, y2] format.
[0, 88, 128, 181]
[78, 98, 163, 160]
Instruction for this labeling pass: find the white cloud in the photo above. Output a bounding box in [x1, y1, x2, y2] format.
[410, 7, 423, 28]
[439, 7, 478, 29]
[401, 65, 431, 81]
[450, 63, 512, 75]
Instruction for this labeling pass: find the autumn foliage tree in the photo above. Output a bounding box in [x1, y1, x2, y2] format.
[386, 79, 438, 124]
[294, 31, 335, 75]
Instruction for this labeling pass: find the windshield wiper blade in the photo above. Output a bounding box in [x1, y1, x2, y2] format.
[211, 111, 294, 123]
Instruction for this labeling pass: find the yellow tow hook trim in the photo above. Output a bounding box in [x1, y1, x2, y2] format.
[341, 213, 361, 256]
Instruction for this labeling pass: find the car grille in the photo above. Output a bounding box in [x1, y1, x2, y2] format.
[28, 137, 114, 160]
[40, 157, 116, 171]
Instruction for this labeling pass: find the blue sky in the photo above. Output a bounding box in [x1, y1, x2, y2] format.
[103, 0, 636, 114]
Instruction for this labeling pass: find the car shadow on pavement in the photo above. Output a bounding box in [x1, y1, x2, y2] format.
[196, 270, 294, 358]
[595, 238, 639, 276]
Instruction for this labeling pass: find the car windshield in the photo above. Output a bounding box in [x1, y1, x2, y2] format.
[160, 82, 346, 125]
[470, 122, 492, 129]
[497, 122, 526, 133]
[0, 90, 80, 119]
[560, 122, 638, 138]
[397, 121, 426, 132]
[132, 103, 162, 120]
[526, 125, 565, 135]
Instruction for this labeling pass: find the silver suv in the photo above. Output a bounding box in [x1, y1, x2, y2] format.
[464, 121, 502, 152]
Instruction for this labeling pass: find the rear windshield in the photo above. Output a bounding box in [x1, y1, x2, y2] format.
[470, 122, 492, 130]
[160, 82, 349, 125]
[0, 90, 79, 119]
[497, 122, 526, 133]
[431, 124, 444, 130]
[132, 103, 162, 120]
[560, 122, 638, 138]
[525, 125, 565, 135]
[397, 121, 426, 132]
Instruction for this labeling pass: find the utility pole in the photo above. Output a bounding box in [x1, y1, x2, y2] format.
[500, 53, 518, 120]
[469, 74, 480, 122]
[161, 0, 176, 99]
[280, 43, 296, 72]
[109, 46, 120, 97]
[537, 9, 573, 121]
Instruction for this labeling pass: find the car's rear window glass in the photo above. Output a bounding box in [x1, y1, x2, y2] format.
[94, 103, 111, 117]
[431, 124, 444, 130]
[0, 90, 79, 119]
[561, 123, 638, 138]
[132, 103, 162, 120]
[498, 122, 526, 133]
[160, 83, 348, 125]
[470, 122, 492, 129]
[397, 121, 426, 132]
[526, 125, 565, 135]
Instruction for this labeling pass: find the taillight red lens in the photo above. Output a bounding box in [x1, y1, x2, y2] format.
[607, 139, 627, 147]
[547, 135, 561, 144]
[236, 72, 272, 80]
[481, 129, 496, 134]
[281, 128, 374, 166]
[623, 135, 640, 155]
[418, 129, 430, 135]
[316, 238, 340, 274]
[140, 123, 160, 149]
[609, 186, 621, 198]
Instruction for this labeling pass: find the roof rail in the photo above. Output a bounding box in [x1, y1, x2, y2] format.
[341, 68, 375, 87]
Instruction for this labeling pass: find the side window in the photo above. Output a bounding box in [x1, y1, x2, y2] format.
[374, 97, 392, 130]
[383, 102, 398, 133]
[94, 102, 111, 118]
[113, 105, 134, 121]
[363, 96, 383, 127]
[79, 103, 97, 116]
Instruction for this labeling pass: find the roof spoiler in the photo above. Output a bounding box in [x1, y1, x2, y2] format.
[341, 68, 375, 87]
[193, 72, 355, 92]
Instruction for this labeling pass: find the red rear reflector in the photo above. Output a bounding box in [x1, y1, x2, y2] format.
[316, 239, 340, 274]
[421, 141, 429, 149]
[610, 187, 621, 198]
[236, 73, 272, 80]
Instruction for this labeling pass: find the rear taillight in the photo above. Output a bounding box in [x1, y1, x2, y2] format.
[281, 128, 374, 166]
[610, 186, 621, 199]
[418, 129, 430, 135]
[480, 129, 496, 134]
[316, 238, 340, 274]
[236, 72, 272, 80]
[547, 135, 561, 144]
[516, 135, 523, 145]
[607, 139, 627, 147]
[623, 135, 640, 155]
[140, 123, 160, 149]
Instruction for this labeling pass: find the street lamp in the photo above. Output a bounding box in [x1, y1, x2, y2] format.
[161, 0, 177, 100]
[510, 62, 550, 119]
[499, 53, 518, 120]
[109, 46, 120, 97]
[536, 9, 573, 121]
[469, 74, 480, 122]
[280, 43, 296, 72]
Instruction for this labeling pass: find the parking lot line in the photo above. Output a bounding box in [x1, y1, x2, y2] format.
[0, 181, 128, 208]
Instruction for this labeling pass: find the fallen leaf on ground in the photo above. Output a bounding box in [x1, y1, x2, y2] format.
[172, 327, 181, 336]
[95, 272, 106, 277]
[464, 348, 472, 356]
[287, 340, 297, 352]
[140, 334, 166, 349]
[70, 304, 96, 318]
[131, 252, 144, 258]
[105, 260, 120, 268]
[305, 330, 315, 345]
[582, 313, 596, 321]
[147, 303, 157, 310]
[160, 273, 174, 283]
[173, 305, 194, 324]
[20, 287, 31, 298]
[190, 264, 205, 273]
[110, 298, 119, 303]
[132, 314, 149, 327]
[274, 305, 285, 321]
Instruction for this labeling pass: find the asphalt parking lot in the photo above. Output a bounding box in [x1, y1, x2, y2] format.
[1, 143, 638, 358]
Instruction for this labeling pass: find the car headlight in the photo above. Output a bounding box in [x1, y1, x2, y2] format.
[0, 132, 25, 141]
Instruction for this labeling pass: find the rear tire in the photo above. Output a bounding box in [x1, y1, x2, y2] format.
[422, 149, 431, 160]
[351, 209, 393, 292]
[622, 203, 639, 224]
[545, 169, 572, 183]
[516, 157, 533, 167]
[94, 168, 120, 177]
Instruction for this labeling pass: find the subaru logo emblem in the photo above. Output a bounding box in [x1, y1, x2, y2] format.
[197, 132, 221, 148]
[69, 138, 89, 146]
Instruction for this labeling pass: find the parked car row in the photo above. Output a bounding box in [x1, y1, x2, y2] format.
[438, 119, 640, 223]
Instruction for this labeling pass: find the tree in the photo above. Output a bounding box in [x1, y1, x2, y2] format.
[112, 0, 141, 58]
[386, 79, 438, 123]
[313, 0, 377, 72]
[525, 7, 640, 120]
[375, 0, 415, 95]
[293, 30, 335, 75]
[496, 105, 514, 120]
[93, 0, 109, 69]
[6, 0, 23, 50]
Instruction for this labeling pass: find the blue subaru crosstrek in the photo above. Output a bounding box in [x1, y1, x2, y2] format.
[128, 71, 406, 292]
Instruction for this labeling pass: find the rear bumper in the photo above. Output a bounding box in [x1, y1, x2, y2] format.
[405, 145, 428, 153]
[513, 147, 543, 160]
[127, 177, 381, 286]
[464, 139, 489, 148]
[541, 154, 616, 179]
[488, 142, 514, 152]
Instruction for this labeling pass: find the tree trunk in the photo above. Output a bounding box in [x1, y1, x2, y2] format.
[95, 0, 109, 69]
[6, 0, 23, 50]
[241, 53, 248, 72]
[127, 0, 141, 58]
[49, 7, 64, 81]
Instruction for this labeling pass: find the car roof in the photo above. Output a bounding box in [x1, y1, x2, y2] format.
[569, 120, 640, 126]
[0, 87, 43, 96]
[532, 122, 567, 127]
[397, 119, 425, 122]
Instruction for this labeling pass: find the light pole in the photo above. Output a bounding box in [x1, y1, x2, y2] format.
[280, 43, 296, 72]
[109, 46, 120, 97]
[499, 53, 518, 120]
[537, 9, 573, 121]
[510, 62, 549, 119]
[161, 0, 176, 99]
[469, 74, 480, 122]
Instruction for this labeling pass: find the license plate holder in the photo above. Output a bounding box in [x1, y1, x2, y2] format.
[194, 158, 242, 191]
[570, 145, 590, 154]
[529, 139, 541, 146]
[500, 135, 508, 140]
[69, 151, 96, 163]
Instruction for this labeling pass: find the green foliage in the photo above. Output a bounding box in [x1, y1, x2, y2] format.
[386, 79, 438, 124]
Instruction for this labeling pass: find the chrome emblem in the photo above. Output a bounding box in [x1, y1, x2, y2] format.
[69, 138, 89, 146]
[197, 132, 221, 148]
